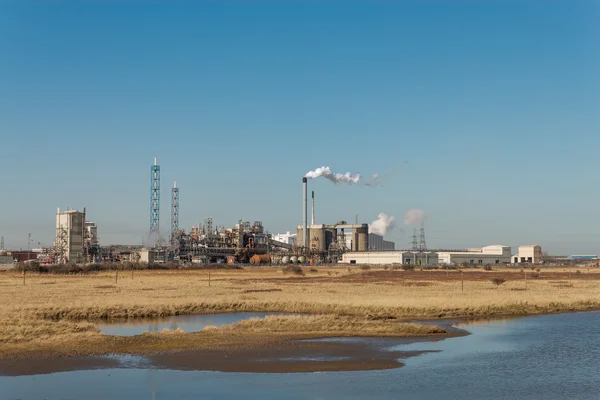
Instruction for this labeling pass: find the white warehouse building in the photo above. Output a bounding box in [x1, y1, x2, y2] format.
[437, 245, 512, 266]
[271, 232, 297, 246]
[512, 245, 543, 264]
[341, 251, 438, 265]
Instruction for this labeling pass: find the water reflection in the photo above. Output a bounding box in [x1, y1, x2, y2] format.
[3, 312, 600, 399]
[98, 312, 291, 336]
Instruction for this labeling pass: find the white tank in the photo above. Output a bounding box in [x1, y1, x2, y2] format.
[281, 256, 290, 264]
[290, 256, 298, 263]
[298, 256, 306, 263]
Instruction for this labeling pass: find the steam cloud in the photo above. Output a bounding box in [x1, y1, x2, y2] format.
[305, 166, 379, 186]
[369, 213, 396, 236]
[403, 209, 425, 225]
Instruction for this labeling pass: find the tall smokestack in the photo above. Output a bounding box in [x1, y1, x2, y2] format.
[311, 191, 315, 225]
[303, 177, 308, 250]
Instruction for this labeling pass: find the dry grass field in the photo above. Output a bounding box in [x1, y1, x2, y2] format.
[1, 265, 600, 359]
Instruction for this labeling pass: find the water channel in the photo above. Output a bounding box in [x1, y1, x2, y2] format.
[2, 311, 600, 399]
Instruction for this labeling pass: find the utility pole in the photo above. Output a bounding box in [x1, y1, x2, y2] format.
[28, 233, 31, 251]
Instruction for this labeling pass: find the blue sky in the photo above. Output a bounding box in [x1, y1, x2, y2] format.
[1, 1, 599, 254]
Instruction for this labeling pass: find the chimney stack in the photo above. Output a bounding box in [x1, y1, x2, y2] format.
[302, 177, 308, 250]
[311, 191, 315, 225]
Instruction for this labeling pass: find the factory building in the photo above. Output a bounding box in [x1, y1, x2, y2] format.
[438, 245, 511, 265]
[341, 251, 438, 265]
[53, 208, 99, 263]
[296, 223, 369, 252]
[85, 221, 99, 246]
[0, 255, 14, 266]
[271, 232, 297, 246]
[368, 233, 395, 251]
[512, 245, 543, 264]
[54, 208, 87, 263]
[139, 248, 167, 264]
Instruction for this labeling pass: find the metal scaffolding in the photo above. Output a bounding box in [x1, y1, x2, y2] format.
[171, 181, 179, 246]
[150, 157, 160, 246]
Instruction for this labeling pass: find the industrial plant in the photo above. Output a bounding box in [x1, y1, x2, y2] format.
[0, 158, 555, 267]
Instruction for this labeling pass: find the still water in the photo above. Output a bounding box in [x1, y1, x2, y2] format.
[99, 312, 291, 336]
[3, 311, 600, 400]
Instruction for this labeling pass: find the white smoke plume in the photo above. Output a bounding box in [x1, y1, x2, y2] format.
[305, 166, 379, 186]
[403, 209, 425, 225]
[369, 213, 396, 236]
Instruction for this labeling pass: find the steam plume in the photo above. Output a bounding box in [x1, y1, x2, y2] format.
[305, 166, 379, 186]
[404, 209, 425, 225]
[369, 213, 396, 236]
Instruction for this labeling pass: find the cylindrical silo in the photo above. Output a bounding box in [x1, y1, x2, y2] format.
[310, 227, 326, 252]
[358, 226, 368, 252]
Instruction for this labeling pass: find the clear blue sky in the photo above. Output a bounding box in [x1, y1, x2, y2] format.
[1, 1, 599, 254]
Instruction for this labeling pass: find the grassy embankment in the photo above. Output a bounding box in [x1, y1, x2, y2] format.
[1, 266, 600, 358]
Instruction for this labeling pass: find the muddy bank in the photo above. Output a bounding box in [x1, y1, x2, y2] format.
[0, 319, 467, 376]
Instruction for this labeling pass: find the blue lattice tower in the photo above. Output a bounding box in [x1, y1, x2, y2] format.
[150, 157, 160, 246]
[171, 181, 179, 246]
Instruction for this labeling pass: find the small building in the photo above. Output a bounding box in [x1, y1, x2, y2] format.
[139, 248, 167, 264]
[9, 251, 38, 263]
[271, 232, 297, 246]
[368, 233, 395, 251]
[0, 255, 14, 266]
[438, 245, 511, 266]
[512, 245, 543, 264]
[341, 251, 438, 266]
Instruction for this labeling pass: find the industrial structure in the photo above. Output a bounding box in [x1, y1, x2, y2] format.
[150, 157, 161, 246]
[512, 245, 543, 264]
[341, 250, 438, 265]
[53, 208, 99, 263]
[368, 233, 395, 251]
[437, 245, 512, 265]
[171, 181, 179, 246]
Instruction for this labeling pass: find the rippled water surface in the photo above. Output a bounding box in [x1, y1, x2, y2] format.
[3, 311, 600, 400]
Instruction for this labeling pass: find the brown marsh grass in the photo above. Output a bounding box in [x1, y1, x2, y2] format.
[2, 266, 600, 358]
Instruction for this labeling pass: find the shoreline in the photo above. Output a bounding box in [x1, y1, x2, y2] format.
[7, 310, 600, 377]
[0, 318, 467, 376]
[2, 268, 600, 376]
[2, 309, 600, 376]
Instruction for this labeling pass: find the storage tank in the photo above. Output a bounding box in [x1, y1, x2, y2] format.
[310, 227, 326, 252]
[298, 255, 306, 263]
[290, 255, 298, 263]
[281, 256, 290, 264]
[358, 226, 368, 252]
[296, 227, 304, 248]
[249, 254, 271, 264]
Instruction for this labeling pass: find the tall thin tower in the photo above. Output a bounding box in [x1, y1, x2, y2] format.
[171, 181, 179, 246]
[419, 221, 427, 251]
[150, 157, 160, 246]
[411, 228, 418, 250]
[0, 236, 4, 251]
